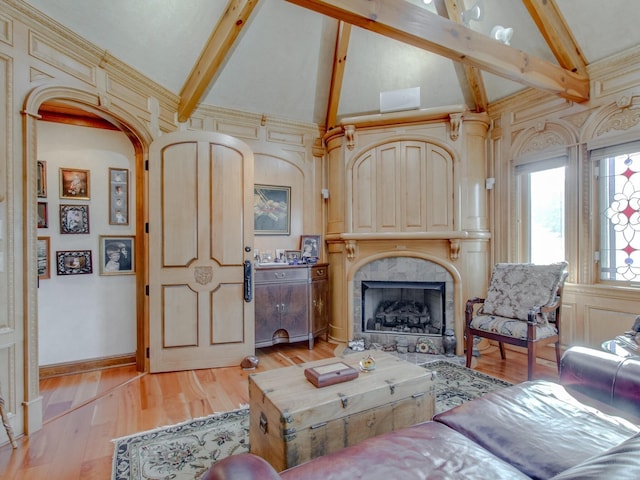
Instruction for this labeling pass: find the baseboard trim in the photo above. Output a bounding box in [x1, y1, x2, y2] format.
[39, 353, 136, 379]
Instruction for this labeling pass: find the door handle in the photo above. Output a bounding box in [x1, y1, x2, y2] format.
[243, 260, 252, 302]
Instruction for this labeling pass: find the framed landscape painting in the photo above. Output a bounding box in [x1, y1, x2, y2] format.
[254, 184, 291, 235]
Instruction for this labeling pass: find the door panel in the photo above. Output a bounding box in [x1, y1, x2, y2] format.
[149, 131, 254, 372]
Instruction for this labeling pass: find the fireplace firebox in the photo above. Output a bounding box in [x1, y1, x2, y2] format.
[362, 280, 445, 336]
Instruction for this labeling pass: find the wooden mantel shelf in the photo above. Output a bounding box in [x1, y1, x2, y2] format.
[325, 231, 490, 261]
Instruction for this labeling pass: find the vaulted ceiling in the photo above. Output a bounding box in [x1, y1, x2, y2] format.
[22, 0, 640, 128]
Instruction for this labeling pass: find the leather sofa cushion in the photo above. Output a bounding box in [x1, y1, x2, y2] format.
[549, 433, 640, 480]
[433, 380, 639, 480]
[280, 421, 530, 480]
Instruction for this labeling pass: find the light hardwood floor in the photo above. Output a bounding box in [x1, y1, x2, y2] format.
[0, 341, 557, 479]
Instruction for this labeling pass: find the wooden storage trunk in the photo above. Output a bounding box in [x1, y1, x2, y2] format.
[249, 352, 434, 471]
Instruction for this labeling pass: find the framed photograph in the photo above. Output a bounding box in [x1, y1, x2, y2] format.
[285, 250, 301, 263]
[37, 160, 47, 198]
[56, 250, 93, 275]
[300, 235, 321, 261]
[60, 204, 90, 234]
[59, 168, 90, 200]
[37, 202, 48, 228]
[100, 235, 135, 275]
[254, 184, 291, 235]
[37, 236, 50, 280]
[109, 168, 129, 225]
[275, 248, 286, 263]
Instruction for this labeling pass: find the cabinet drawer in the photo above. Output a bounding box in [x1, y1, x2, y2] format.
[255, 267, 308, 284]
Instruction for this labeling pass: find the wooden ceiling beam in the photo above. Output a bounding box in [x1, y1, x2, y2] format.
[522, 0, 588, 76]
[325, 21, 351, 129]
[178, 0, 260, 123]
[439, 0, 488, 112]
[285, 0, 589, 103]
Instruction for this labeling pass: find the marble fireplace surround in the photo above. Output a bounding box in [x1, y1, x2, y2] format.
[352, 256, 456, 353]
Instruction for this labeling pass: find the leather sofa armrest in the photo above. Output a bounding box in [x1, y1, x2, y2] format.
[202, 453, 283, 480]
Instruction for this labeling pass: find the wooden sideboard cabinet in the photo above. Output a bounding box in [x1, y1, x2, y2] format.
[254, 264, 329, 349]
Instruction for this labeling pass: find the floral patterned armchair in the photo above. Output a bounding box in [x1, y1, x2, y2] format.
[465, 262, 568, 380]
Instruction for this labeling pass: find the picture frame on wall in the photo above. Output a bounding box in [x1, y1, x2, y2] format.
[109, 168, 129, 225]
[56, 250, 93, 275]
[60, 204, 90, 234]
[37, 202, 48, 228]
[37, 160, 47, 198]
[300, 234, 321, 261]
[254, 184, 291, 235]
[37, 236, 50, 280]
[59, 168, 90, 200]
[99, 235, 135, 275]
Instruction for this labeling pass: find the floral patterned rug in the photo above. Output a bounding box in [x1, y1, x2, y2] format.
[111, 364, 511, 479]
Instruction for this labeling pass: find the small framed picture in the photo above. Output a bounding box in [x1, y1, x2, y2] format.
[56, 250, 93, 275]
[60, 204, 89, 234]
[109, 168, 129, 225]
[100, 235, 135, 275]
[275, 248, 286, 263]
[37, 236, 50, 280]
[37, 160, 47, 198]
[60, 168, 90, 200]
[37, 202, 48, 228]
[285, 250, 302, 263]
[300, 235, 321, 261]
[254, 184, 291, 235]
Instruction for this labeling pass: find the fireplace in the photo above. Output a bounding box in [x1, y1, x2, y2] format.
[352, 257, 455, 351]
[362, 281, 445, 335]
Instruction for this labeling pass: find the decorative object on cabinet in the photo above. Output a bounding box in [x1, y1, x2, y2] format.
[285, 250, 302, 263]
[56, 250, 93, 275]
[37, 202, 48, 228]
[109, 167, 129, 225]
[275, 248, 286, 263]
[300, 234, 321, 261]
[59, 204, 89, 234]
[99, 235, 135, 275]
[37, 236, 50, 280]
[37, 160, 47, 198]
[254, 184, 290, 235]
[59, 167, 90, 199]
[254, 264, 329, 349]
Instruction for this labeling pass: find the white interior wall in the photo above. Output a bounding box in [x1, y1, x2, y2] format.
[37, 121, 136, 365]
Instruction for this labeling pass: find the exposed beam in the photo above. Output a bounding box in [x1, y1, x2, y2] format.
[522, 0, 588, 76]
[285, 0, 589, 103]
[325, 21, 352, 128]
[439, 0, 488, 112]
[178, 0, 260, 122]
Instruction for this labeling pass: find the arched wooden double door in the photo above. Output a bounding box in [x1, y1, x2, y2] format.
[148, 132, 255, 372]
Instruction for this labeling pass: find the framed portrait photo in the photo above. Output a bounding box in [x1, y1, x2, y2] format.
[285, 250, 302, 263]
[109, 168, 129, 225]
[60, 168, 90, 200]
[60, 204, 89, 234]
[37, 160, 47, 198]
[100, 235, 135, 275]
[37, 236, 50, 280]
[300, 235, 321, 261]
[254, 184, 291, 235]
[56, 250, 93, 275]
[37, 202, 48, 228]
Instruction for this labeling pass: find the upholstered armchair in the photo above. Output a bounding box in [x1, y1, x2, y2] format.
[465, 262, 568, 380]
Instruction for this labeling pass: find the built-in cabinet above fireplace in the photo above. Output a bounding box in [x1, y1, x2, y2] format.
[323, 108, 491, 353]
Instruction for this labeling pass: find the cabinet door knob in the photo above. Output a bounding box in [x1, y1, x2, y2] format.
[316, 269, 325, 276]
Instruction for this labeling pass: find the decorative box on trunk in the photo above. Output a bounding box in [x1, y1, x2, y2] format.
[248, 352, 435, 471]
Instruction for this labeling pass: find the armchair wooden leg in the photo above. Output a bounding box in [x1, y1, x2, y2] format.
[554, 341, 561, 374]
[465, 331, 473, 368]
[498, 342, 506, 359]
[527, 346, 536, 381]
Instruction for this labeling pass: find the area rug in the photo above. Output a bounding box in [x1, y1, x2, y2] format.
[112, 363, 511, 479]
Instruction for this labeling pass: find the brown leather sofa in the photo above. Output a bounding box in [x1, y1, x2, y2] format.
[205, 346, 640, 479]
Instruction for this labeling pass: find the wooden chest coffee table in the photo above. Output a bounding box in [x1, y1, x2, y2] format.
[249, 351, 434, 471]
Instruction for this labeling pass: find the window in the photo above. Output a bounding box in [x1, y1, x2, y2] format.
[516, 159, 566, 264]
[595, 145, 640, 282]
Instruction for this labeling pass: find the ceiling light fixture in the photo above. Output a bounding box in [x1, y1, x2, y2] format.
[491, 25, 514, 45]
[422, 0, 434, 4]
[461, 1, 484, 26]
